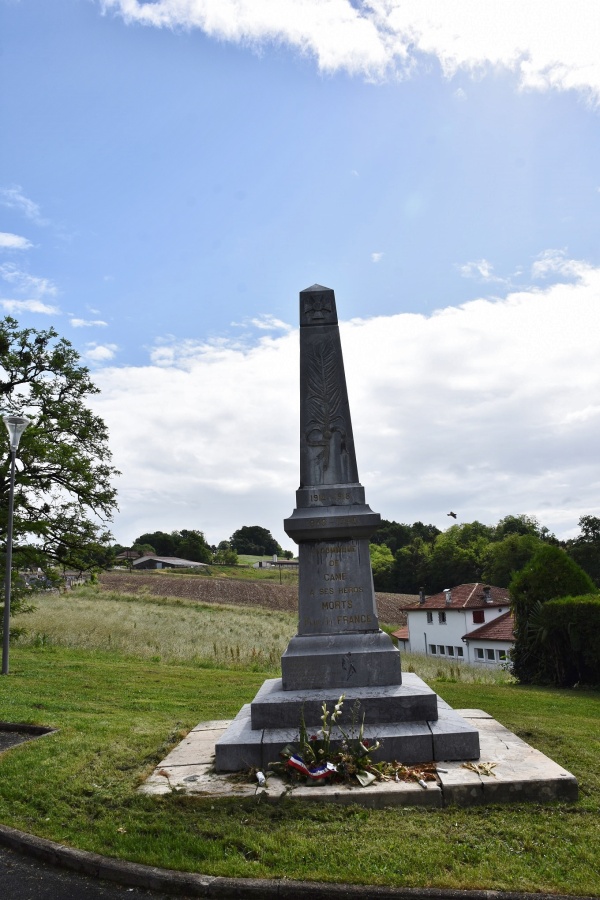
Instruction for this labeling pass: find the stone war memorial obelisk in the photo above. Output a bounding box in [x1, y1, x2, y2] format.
[215, 285, 480, 772]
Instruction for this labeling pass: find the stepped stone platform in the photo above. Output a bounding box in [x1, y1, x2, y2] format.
[140, 709, 578, 808]
[214, 674, 479, 772]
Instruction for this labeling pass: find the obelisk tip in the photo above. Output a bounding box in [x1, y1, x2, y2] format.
[299, 284, 337, 327]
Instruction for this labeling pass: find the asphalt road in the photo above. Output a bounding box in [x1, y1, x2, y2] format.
[0, 844, 186, 900]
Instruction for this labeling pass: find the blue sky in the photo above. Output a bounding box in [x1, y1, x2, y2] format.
[2, 1, 600, 549]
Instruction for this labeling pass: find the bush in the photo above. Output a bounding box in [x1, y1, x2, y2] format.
[538, 594, 600, 686]
[509, 545, 595, 684]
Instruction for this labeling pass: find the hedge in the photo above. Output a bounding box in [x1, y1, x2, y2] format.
[539, 594, 600, 686]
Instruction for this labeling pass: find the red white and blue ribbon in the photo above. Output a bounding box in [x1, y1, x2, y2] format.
[287, 756, 337, 780]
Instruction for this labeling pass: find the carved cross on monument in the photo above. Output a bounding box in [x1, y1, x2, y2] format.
[282, 284, 402, 690]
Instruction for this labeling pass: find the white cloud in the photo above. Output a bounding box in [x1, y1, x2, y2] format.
[0, 299, 59, 315]
[91, 256, 600, 548]
[0, 263, 58, 299]
[0, 185, 47, 226]
[0, 233, 32, 251]
[249, 314, 292, 331]
[531, 248, 586, 280]
[85, 343, 118, 362]
[371, 252, 384, 263]
[70, 318, 109, 328]
[457, 259, 504, 282]
[102, 1, 600, 100]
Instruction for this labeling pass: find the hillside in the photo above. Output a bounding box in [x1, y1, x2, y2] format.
[98, 571, 415, 625]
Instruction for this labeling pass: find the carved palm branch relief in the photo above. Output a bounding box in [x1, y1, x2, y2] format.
[305, 339, 345, 436]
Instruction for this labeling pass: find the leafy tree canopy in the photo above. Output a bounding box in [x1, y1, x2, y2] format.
[371, 520, 440, 555]
[132, 529, 212, 563]
[230, 525, 282, 557]
[373, 514, 563, 594]
[565, 515, 600, 587]
[212, 546, 238, 566]
[481, 533, 542, 587]
[0, 318, 118, 575]
[369, 543, 395, 592]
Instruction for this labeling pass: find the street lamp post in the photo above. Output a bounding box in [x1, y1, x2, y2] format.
[2, 414, 30, 676]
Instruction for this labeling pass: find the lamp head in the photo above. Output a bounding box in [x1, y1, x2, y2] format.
[3, 414, 30, 452]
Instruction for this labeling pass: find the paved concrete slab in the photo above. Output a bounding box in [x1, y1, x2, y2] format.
[190, 719, 233, 732]
[142, 709, 578, 807]
[159, 734, 220, 767]
[437, 715, 577, 805]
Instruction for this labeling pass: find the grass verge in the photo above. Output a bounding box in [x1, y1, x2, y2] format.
[0, 592, 599, 894]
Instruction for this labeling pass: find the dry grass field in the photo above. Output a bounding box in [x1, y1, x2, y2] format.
[20, 587, 294, 670]
[18, 579, 511, 685]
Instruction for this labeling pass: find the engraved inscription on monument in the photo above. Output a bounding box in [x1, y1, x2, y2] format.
[298, 539, 379, 636]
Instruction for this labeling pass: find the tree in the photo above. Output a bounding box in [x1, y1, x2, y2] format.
[371, 519, 440, 555]
[132, 529, 212, 563]
[426, 536, 481, 593]
[509, 545, 595, 684]
[369, 543, 395, 592]
[0, 318, 118, 633]
[132, 542, 156, 557]
[494, 513, 557, 545]
[212, 546, 238, 566]
[175, 529, 212, 563]
[230, 525, 282, 556]
[566, 515, 600, 586]
[392, 538, 431, 594]
[481, 533, 542, 587]
[136, 531, 176, 557]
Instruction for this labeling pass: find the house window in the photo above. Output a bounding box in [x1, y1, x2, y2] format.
[429, 644, 437, 655]
[475, 648, 484, 660]
[447, 646, 455, 657]
[438, 645, 446, 655]
[472, 610, 485, 624]
[426, 611, 433, 624]
[486, 649, 495, 661]
[498, 649, 507, 661]
[456, 646, 464, 658]
[438, 611, 447, 624]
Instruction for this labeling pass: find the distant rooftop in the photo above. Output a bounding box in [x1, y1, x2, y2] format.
[463, 610, 515, 642]
[131, 555, 207, 568]
[403, 583, 510, 611]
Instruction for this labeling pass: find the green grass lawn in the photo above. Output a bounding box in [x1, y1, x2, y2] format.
[0, 599, 599, 893]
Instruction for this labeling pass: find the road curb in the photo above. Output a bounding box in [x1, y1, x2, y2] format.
[0, 822, 597, 900]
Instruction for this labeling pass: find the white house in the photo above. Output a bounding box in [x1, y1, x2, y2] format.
[395, 583, 514, 668]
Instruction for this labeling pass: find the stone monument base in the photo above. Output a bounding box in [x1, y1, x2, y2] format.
[250, 677, 437, 728]
[281, 630, 402, 690]
[214, 673, 479, 773]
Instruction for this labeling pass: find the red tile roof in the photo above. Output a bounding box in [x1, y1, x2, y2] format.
[391, 626, 409, 641]
[403, 583, 510, 611]
[464, 610, 514, 642]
